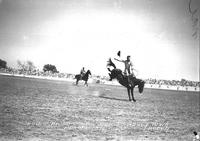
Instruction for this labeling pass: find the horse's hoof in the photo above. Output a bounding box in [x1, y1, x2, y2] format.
[133, 99, 136, 102]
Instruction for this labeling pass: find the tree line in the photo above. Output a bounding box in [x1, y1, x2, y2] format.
[0, 59, 58, 73]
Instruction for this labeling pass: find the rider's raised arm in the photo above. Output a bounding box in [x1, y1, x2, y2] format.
[114, 58, 124, 63]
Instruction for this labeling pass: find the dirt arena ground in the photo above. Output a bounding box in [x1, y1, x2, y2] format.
[0, 75, 199, 141]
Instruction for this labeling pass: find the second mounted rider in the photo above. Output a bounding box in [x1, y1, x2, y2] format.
[80, 67, 86, 79]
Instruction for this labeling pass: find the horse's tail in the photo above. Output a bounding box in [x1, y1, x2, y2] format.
[107, 58, 116, 69]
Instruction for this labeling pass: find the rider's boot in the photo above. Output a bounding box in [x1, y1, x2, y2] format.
[128, 75, 132, 87]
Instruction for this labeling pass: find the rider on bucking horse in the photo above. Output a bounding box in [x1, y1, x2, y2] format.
[114, 55, 136, 87]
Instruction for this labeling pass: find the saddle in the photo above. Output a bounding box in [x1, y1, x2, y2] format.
[124, 73, 136, 87]
[80, 73, 86, 79]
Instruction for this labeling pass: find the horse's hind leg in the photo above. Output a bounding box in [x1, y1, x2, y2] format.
[127, 88, 131, 101]
[138, 79, 145, 93]
[131, 87, 136, 102]
[76, 79, 79, 85]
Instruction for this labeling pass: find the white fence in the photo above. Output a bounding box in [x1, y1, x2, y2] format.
[0, 72, 199, 92]
[144, 84, 200, 92]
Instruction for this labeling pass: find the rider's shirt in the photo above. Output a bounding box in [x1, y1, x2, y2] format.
[80, 69, 85, 76]
[123, 60, 134, 76]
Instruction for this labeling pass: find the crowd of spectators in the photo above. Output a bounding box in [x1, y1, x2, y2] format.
[145, 78, 200, 88]
[0, 67, 199, 88]
[0, 67, 75, 79]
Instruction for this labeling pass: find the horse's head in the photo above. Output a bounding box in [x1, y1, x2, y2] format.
[86, 70, 91, 76]
[107, 58, 120, 80]
[107, 68, 123, 81]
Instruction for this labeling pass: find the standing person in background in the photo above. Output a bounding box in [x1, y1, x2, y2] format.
[193, 131, 200, 141]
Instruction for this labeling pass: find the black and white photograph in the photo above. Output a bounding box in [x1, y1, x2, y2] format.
[0, 0, 199, 140]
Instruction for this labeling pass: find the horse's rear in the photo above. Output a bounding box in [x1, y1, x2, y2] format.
[75, 74, 81, 85]
[134, 78, 145, 93]
[75, 74, 81, 80]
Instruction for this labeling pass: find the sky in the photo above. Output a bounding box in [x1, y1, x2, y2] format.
[0, 0, 199, 81]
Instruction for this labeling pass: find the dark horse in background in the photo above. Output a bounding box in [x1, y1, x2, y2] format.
[75, 70, 91, 86]
[107, 58, 145, 102]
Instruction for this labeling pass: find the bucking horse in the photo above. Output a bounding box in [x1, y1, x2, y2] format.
[107, 58, 145, 102]
[75, 70, 91, 86]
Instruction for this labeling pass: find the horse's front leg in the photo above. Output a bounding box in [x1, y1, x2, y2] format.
[84, 81, 88, 87]
[127, 88, 131, 101]
[131, 87, 136, 102]
[76, 79, 79, 85]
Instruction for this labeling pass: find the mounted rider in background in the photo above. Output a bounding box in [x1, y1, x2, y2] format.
[80, 67, 86, 79]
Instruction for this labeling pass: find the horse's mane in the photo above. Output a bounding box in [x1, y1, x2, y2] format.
[107, 58, 116, 69]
